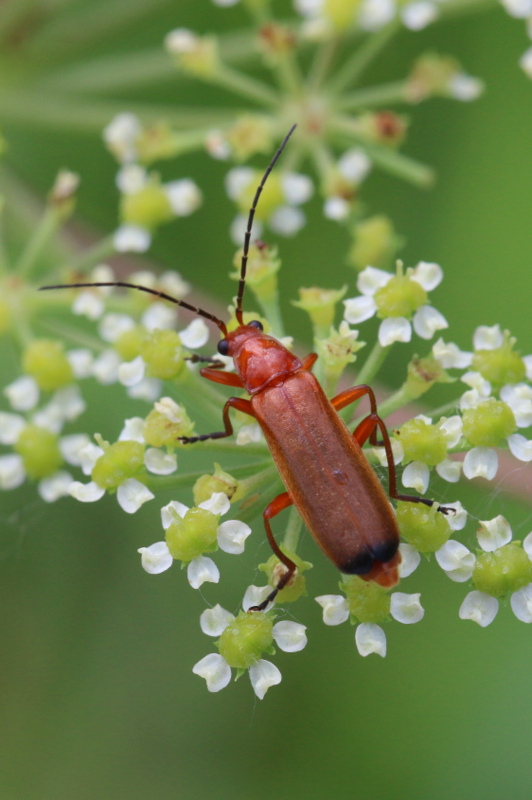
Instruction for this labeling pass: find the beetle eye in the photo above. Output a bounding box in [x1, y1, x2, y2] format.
[249, 319, 263, 331]
[217, 339, 229, 356]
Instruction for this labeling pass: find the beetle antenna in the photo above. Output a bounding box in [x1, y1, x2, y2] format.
[235, 123, 297, 325]
[39, 282, 228, 337]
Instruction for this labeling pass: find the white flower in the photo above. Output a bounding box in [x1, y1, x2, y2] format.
[269, 206, 306, 236]
[459, 591, 499, 627]
[103, 112, 141, 163]
[38, 471, 74, 502]
[200, 491, 231, 516]
[164, 179, 202, 216]
[127, 377, 161, 402]
[72, 290, 105, 320]
[359, 0, 395, 31]
[523, 532, 532, 561]
[398, 543, 421, 578]
[138, 541, 173, 574]
[315, 594, 350, 625]
[501, 0, 532, 18]
[118, 356, 146, 387]
[436, 458, 462, 483]
[439, 415, 463, 448]
[187, 555, 220, 588]
[390, 592, 424, 624]
[435, 540, 476, 582]
[272, 621, 308, 652]
[0, 454, 26, 489]
[500, 383, 532, 428]
[477, 515, 512, 552]
[402, 461, 429, 494]
[77, 442, 104, 475]
[230, 213, 263, 246]
[338, 148, 371, 183]
[119, 417, 145, 443]
[344, 262, 445, 346]
[373, 437, 404, 467]
[510, 584, 532, 622]
[114, 224, 151, 253]
[92, 349, 121, 384]
[323, 196, 350, 221]
[520, 47, 532, 79]
[179, 319, 210, 349]
[449, 73, 484, 101]
[144, 448, 177, 475]
[355, 623, 387, 657]
[69, 480, 106, 502]
[281, 173, 313, 204]
[463, 447, 498, 480]
[236, 423, 262, 445]
[67, 349, 94, 378]
[511, 434, 532, 462]
[249, 660, 282, 699]
[242, 584, 274, 612]
[432, 338, 473, 369]
[217, 519, 252, 554]
[401, 1, 438, 30]
[98, 312, 135, 343]
[200, 605, 235, 636]
[473, 324, 503, 351]
[4, 375, 39, 411]
[164, 27, 198, 55]
[116, 478, 154, 513]
[192, 653, 232, 693]
[141, 302, 178, 332]
[0, 412, 25, 444]
[442, 500, 468, 531]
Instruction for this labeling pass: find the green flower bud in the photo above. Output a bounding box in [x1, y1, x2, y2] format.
[114, 325, 146, 361]
[165, 30, 220, 79]
[348, 215, 399, 272]
[407, 53, 463, 102]
[473, 544, 532, 598]
[22, 339, 73, 391]
[0, 296, 12, 334]
[397, 502, 451, 553]
[92, 441, 145, 490]
[48, 170, 79, 220]
[259, 549, 312, 604]
[140, 329, 185, 380]
[472, 337, 526, 387]
[136, 123, 183, 165]
[217, 611, 273, 669]
[462, 399, 516, 447]
[226, 115, 274, 161]
[374, 273, 427, 319]
[142, 399, 194, 449]
[165, 507, 218, 562]
[231, 242, 280, 304]
[343, 575, 391, 623]
[14, 424, 62, 479]
[396, 418, 448, 466]
[315, 322, 365, 382]
[323, 0, 361, 30]
[292, 286, 348, 330]
[237, 171, 283, 221]
[193, 463, 242, 505]
[120, 181, 173, 229]
[403, 355, 453, 400]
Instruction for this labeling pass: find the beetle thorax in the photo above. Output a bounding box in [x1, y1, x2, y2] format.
[228, 327, 302, 394]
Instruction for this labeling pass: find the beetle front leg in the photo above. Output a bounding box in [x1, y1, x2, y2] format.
[248, 492, 296, 612]
[179, 396, 254, 444]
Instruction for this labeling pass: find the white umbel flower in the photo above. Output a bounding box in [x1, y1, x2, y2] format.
[217, 519, 252, 554]
[390, 592, 424, 624]
[118, 356, 146, 387]
[510, 584, 532, 623]
[200, 605, 235, 637]
[69, 480, 106, 502]
[459, 591, 499, 627]
[4, 376, 39, 411]
[435, 540, 476, 582]
[272, 621, 308, 652]
[463, 447, 498, 480]
[116, 478, 154, 513]
[398, 543, 421, 578]
[138, 541, 173, 574]
[144, 448, 177, 475]
[248, 659, 282, 699]
[187, 555, 220, 589]
[355, 623, 387, 657]
[315, 594, 350, 625]
[477, 515, 512, 552]
[192, 653, 232, 693]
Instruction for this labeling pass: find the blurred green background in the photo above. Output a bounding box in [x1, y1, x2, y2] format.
[2, 2, 532, 799]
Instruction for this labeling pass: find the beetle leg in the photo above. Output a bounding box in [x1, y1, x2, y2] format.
[248, 491, 297, 612]
[301, 353, 318, 371]
[333, 385, 451, 515]
[179, 396, 254, 443]
[199, 367, 245, 388]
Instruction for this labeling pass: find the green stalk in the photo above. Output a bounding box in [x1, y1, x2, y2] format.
[214, 64, 280, 108]
[328, 21, 400, 95]
[54, 235, 115, 280]
[356, 341, 391, 386]
[14, 207, 63, 279]
[307, 37, 339, 93]
[283, 506, 303, 553]
[337, 81, 408, 112]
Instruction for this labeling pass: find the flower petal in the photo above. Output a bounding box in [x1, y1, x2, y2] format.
[144, 448, 177, 475]
[401, 461, 429, 494]
[199, 492, 231, 516]
[355, 623, 387, 657]
[507, 433, 532, 462]
[4, 376, 39, 411]
[69, 480, 106, 503]
[510, 584, 532, 623]
[180, 318, 209, 349]
[357, 266, 391, 295]
[413, 305, 448, 339]
[463, 447, 498, 480]
[343, 295, 377, 324]
[435, 540, 475, 582]
[249, 659, 282, 699]
[38, 471, 74, 502]
[378, 317, 411, 346]
[315, 594, 350, 625]
[187, 556, 220, 589]
[137, 541, 173, 574]
[477, 515, 512, 552]
[390, 592, 424, 624]
[192, 653, 231, 692]
[411, 261, 443, 291]
[217, 519, 252, 554]
[199, 604, 235, 636]
[473, 324, 503, 351]
[116, 478, 154, 513]
[118, 356, 145, 387]
[398, 543, 421, 578]
[272, 621, 308, 652]
[459, 591, 499, 627]
[242, 585, 274, 612]
[0, 454, 26, 489]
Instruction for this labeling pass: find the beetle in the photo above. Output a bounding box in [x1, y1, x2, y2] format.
[42, 125, 449, 610]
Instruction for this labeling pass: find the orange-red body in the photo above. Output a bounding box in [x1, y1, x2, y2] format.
[202, 325, 401, 588]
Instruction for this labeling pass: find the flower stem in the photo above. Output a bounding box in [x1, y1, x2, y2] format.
[15, 207, 63, 279]
[283, 506, 302, 553]
[214, 65, 280, 108]
[337, 81, 408, 112]
[328, 21, 400, 95]
[356, 341, 390, 386]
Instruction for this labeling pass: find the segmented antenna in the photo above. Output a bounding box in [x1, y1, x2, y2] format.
[235, 124, 297, 325]
[39, 281, 228, 337]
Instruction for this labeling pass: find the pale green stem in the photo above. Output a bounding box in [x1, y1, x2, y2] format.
[144, 460, 275, 490]
[37, 319, 107, 351]
[15, 207, 63, 279]
[179, 368, 231, 422]
[213, 64, 280, 108]
[307, 37, 339, 93]
[272, 51, 304, 98]
[427, 398, 461, 419]
[257, 293, 285, 339]
[328, 21, 400, 95]
[283, 506, 302, 553]
[332, 117, 435, 187]
[54, 235, 115, 280]
[375, 386, 411, 419]
[356, 341, 390, 386]
[338, 81, 408, 112]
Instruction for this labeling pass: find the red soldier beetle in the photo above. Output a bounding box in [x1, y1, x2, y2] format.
[41, 125, 450, 610]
